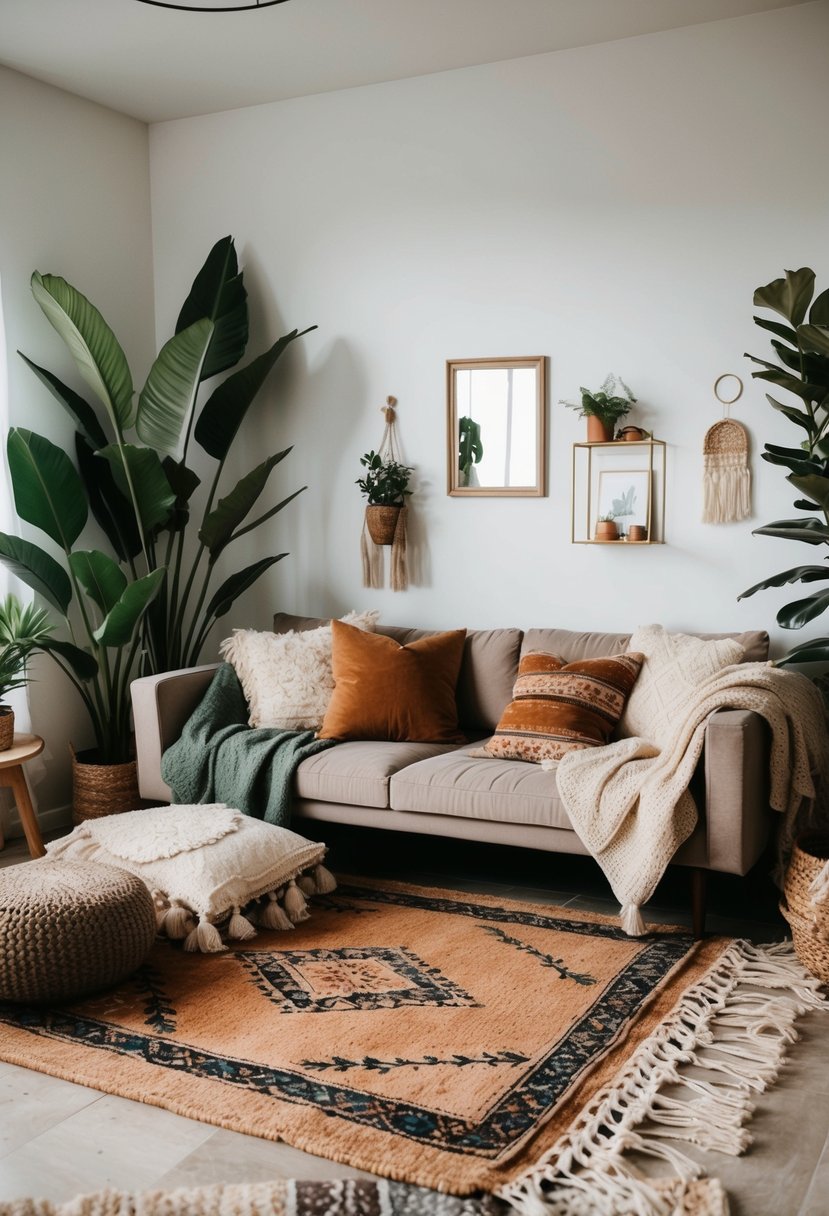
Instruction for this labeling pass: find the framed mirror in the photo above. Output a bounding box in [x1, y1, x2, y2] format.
[446, 356, 547, 496]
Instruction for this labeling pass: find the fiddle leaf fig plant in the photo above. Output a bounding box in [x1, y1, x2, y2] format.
[0, 236, 315, 763]
[738, 267, 829, 664]
[458, 415, 483, 486]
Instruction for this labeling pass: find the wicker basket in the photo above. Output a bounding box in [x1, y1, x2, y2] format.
[366, 504, 401, 546]
[781, 832, 829, 983]
[72, 748, 140, 825]
[0, 708, 14, 751]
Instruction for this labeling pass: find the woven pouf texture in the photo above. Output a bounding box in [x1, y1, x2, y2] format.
[0, 860, 156, 1003]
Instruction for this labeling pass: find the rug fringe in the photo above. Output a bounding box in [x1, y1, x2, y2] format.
[497, 940, 825, 1216]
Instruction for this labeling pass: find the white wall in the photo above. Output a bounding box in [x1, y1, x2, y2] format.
[0, 66, 154, 819]
[147, 3, 829, 658]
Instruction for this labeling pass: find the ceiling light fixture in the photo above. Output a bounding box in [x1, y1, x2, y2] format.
[134, 1, 289, 11]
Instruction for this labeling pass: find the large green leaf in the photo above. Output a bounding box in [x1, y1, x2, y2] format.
[766, 395, 813, 433]
[195, 328, 315, 460]
[31, 272, 134, 429]
[202, 554, 286, 623]
[198, 448, 291, 556]
[777, 587, 829, 629]
[97, 444, 175, 535]
[0, 533, 71, 614]
[69, 550, 127, 615]
[40, 638, 98, 680]
[777, 636, 829, 666]
[161, 457, 201, 533]
[761, 443, 821, 475]
[749, 363, 824, 404]
[809, 288, 829, 326]
[18, 353, 108, 448]
[771, 340, 807, 375]
[7, 428, 87, 550]
[136, 318, 214, 453]
[753, 518, 829, 545]
[739, 564, 829, 600]
[752, 315, 799, 347]
[754, 267, 815, 327]
[176, 236, 249, 381]
[788, 473, 829, 511]
[797, 324, 829, 358]
[76, 436, 142, 561]
[93, 569, 165, 647]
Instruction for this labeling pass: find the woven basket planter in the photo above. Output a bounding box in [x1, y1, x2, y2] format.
[0, 707, 14, 752]
[366, 504, 401, 546]
[72, 748, 141, 825]
[781, 832, 829, 983]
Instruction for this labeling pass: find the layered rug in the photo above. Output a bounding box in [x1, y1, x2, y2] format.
[0, 878, 823, 1215]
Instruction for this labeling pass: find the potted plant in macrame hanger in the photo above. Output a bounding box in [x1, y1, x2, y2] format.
[561, 374, 637, 442]
[0, 595, 54, 750]
[357, 449, 413, 545]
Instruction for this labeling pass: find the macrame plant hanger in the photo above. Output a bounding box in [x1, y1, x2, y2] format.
[702, 374, 751, 523]
[361, 396, 409, 592]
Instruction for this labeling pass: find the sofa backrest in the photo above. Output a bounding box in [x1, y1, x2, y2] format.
[272, 613, 769, 734]
[521, 627, 770, 665]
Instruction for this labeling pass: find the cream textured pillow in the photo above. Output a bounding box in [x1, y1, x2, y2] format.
[45, 804, 336, 953]
[221, 609, 379, 729]
[619, 624, 744, 749]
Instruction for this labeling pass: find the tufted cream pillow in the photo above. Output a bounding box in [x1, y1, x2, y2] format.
[221, 610, 379, 729]
[619, 624, 744, 749]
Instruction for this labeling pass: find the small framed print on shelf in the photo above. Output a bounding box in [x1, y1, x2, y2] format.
[596, 469, 651, 539]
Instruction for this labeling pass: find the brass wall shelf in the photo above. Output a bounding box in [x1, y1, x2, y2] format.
[571, 438, 666, 545]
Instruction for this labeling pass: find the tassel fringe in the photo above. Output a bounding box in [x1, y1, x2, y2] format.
[620, 903, 646, 936]
[498, 940, 825, 1216]
[361, 517, 384, 590]
[702, 456, 751, 524]
[390, 505, 408, 592]
[153, 861, 335, 951]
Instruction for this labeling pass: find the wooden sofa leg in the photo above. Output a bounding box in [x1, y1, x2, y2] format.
[691, 868, 707, 939]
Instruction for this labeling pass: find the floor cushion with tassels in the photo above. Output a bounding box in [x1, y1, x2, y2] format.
[44, 804, 336, 953]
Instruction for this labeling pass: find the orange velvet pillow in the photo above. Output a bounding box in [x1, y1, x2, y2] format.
[318, 621, 467, 743]
[483, 650, 644, 764]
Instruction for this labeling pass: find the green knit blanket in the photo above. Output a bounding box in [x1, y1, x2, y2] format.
[160, 663, 335, 826]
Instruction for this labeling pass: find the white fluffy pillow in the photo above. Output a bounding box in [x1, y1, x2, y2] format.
[221, 610, 379, 729]
[620, 624, 745, 749]
[45, 804, 336, 953]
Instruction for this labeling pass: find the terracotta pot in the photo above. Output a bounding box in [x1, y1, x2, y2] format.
[628, 524, 648, 542]
[618, 426, 647, 442]
[366, 504, 401, 546]
[71, 749, 140, 825]
[594, 520, 619, 541]
[0, 707, 14, 752]
[586, 416, 614, 443]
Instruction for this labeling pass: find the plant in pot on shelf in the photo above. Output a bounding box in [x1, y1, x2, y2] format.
[0, 595, 54, 751]
[0, 236, 314, 819]
[357, 450, 414, 545]
[594, 513, 619, 541]
[561, 374, 637, 442]
[737, 266, 829, 673]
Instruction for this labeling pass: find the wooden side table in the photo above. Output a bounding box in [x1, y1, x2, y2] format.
[0, 734, 46, 859]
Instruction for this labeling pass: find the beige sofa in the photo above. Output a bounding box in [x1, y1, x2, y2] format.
[131, 614, 772, 936]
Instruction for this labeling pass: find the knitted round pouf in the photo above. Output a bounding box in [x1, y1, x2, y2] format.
[0, 860, 156, 1003]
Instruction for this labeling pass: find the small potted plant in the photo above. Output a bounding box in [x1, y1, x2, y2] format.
[594, 513, 619, 541]
[0, 595, 54, 750]
[357, 450, 414, 545]
[561, 374, 637, 442]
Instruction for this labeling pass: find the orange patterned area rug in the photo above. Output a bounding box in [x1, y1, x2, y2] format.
[0, 878, 822, 1212]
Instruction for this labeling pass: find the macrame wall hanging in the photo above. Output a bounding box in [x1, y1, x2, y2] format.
[361, 396, 410, 592]
[702, 374, 751, 524]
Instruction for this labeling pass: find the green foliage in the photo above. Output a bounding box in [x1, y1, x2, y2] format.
[560, 373, 636, 426]
[356, 451, 413, 506]
[0, 594, 55, 705]
[2, 236, 315, 762]
[738, 267, 829, 658]
[458, 416, 483, 485]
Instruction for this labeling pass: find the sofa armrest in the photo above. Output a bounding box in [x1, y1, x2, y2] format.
[702, 707, 771, 875]
[131, 665, 219, 803]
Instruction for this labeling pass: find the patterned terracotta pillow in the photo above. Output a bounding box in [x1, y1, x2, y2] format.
[482, 650, 644, 764]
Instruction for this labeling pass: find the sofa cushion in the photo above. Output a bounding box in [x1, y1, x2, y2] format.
[295, 740, 461, 808]
[481, 649, 644, 764]
[522, 627, 769, 664]
[390, 748, 572, 829]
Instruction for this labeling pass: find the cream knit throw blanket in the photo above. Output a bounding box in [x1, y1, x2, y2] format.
[554, 663, 829, 935]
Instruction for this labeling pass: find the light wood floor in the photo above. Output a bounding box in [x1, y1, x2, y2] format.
[1, 826, 827, 1214]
